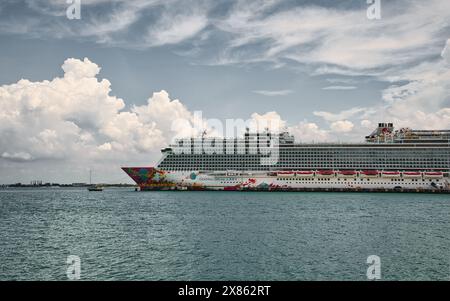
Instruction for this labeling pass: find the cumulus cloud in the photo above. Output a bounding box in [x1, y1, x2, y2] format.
[330, 120, 354, 133]
[248, 111, 286, 132]
[361, 119, 373, 128]
[131, 90, 198, 136]
[0, 57, 206, 168]
[62, 57, 101, 79]
[0, 58, 299, 171]
[289, 122, 330, 143]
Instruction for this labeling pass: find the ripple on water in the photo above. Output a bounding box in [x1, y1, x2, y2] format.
[0, 189, 449, 280]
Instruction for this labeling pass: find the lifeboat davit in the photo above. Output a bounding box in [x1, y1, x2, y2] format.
[361, 170, 379, 177]
[317, 170, 335, 177]
[403, 172, 422, 178]
[295, 171, 314, 177]
[277, 171, 295, 177]
[337, 170, 357, 178]
[381, 171, 401, 178]
[423, 172, 443, 178]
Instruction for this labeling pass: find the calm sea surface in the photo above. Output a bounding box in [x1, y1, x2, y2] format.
[0, 188, 449, 280]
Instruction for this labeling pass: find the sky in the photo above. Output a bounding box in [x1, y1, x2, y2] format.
[0, 0, 450, 184]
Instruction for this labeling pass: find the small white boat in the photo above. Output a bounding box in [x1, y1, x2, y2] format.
[88, 185, 104, 192]
[87, 170, 104, 191]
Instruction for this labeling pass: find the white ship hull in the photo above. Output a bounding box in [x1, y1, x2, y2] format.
[172, 171, 448, 191]
[122, 168, 449, 192]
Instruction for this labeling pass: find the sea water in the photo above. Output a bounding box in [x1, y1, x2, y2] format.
[0, 188, 449, 280]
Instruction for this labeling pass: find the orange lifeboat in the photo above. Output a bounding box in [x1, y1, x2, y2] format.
[317, 170, 334, 177]
[361, 170, 379, 177]
[403, 172, 422, 178]
[381, 171, 401, 178]
[295, 171, 314, 177]
[337, 170, 357, 178]
[277, 171, 295, 178]
[423, 172, 443, 178]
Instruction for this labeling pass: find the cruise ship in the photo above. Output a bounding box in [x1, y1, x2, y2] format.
[122, 123, 450, 192]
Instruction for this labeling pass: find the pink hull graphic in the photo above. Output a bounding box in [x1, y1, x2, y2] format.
[121, 167, 449, 192]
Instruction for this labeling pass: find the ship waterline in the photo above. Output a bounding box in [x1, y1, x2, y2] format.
[122, 123, 450, 192]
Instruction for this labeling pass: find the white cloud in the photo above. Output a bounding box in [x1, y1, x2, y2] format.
[215, 0, 450, 72]
[326, 78, 359, 84]
[314, 107, 366, 122]
[289, 121, 330, 143]
[375, 46, 450, 129]
[146, 14, 208, 46]
[3, 0, 450, 73]
[252, 89, 293, 96]
[0, 57, 205, 167]
[312, 40, 450, 132]
[322, 86, 357, 90]
[1, 152, 33, 162]
[62, 57, 101, 79]
[98, 143, 112, 151]
[441, 39, 450, 64]
[361, 119, 373, 128]
[1, 0, 209, 49]
[249, 111, 286, 132]
[330, 120, 354, 133]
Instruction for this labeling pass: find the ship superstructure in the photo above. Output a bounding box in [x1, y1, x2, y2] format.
[122, 123, 450, 192]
